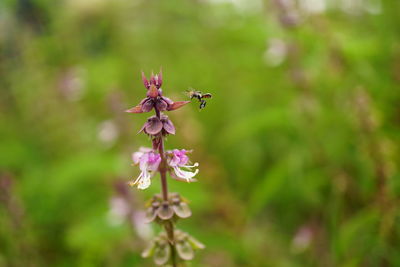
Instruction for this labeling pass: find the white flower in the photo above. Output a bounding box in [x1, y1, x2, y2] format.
[167, 149, 199, 182]
[129, 147, 161, 190]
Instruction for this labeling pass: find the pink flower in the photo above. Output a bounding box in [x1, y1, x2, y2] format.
[130, 147, 161, 190]
[167, 149, 199, 182]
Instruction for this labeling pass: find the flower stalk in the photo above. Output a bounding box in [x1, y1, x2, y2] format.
[126, 70, 204, 266]
[157, 133, 177, 266]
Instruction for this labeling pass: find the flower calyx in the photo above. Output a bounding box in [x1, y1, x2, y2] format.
[145, 193, 192, 223]
[139, 114, 175, 136]
[142, 229, 205, 265]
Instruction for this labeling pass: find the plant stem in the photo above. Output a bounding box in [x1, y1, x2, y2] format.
[155, 108, 177, 267]
[158, 138, 169, 202]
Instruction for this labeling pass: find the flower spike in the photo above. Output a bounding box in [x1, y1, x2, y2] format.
[126, 70, 205, 265]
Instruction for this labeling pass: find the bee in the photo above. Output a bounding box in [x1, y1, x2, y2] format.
[186, 88, 212, 109]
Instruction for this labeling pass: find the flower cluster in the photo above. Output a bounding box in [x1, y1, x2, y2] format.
[139, 114, 175, 136]
[126, 71, 189, 114]
[130, 148, 199, 190]
[126, 71, 204, 266]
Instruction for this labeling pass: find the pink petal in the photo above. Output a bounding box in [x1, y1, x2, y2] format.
[145, 117, 163, 135]
[132, 151, 144, 164]
[142, 71, 150, 89]
[142, 99, 154, 112]
[167, 101, 190, 111]
[163, 119, 176, 135]
[125, 104, 143, 113]
[162, 96, 174, 105]
[155, 99, 168, 111]
[156, 69, 163, 88]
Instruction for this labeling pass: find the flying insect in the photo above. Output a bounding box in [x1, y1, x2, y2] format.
[186, 88, 212, 109]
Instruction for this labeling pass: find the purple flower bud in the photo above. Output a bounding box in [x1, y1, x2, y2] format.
[150, 71, 155, 86]
[156, 69, 162, 88]
[127, 72, 191, 115]
[142, 71, 150, 89]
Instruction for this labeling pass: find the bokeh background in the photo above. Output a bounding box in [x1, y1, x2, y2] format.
[1, 0, 400, 266]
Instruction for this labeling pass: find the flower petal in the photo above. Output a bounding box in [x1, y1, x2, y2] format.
[153, 243, 170, 266]
[142, 71, 150, 89]
[132, 151, 144, 164]
[173, 166, 199, 182]
[137, 175, 151, 190]
[161, 96, 173, 105]
[167, 101, 190, 111]
[125, 104, 143, 113]
[173, 202, 192, 218]
[162, 118, 176, 135]
[142, 99, 154, 112]
[145, 117, 163, 135]
[155, 99, 167, 111]
[158, 202, 174, 220]
[155, 69, 162, 88]
[145, 206, 158, 223]
[169, 171, 198, 182]
[176, 240, 194, 261]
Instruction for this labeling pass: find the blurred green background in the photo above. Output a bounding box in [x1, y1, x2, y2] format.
[1, 0, 400, 266]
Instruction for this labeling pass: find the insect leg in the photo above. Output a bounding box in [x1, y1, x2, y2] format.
[199, 100, 206, 109]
